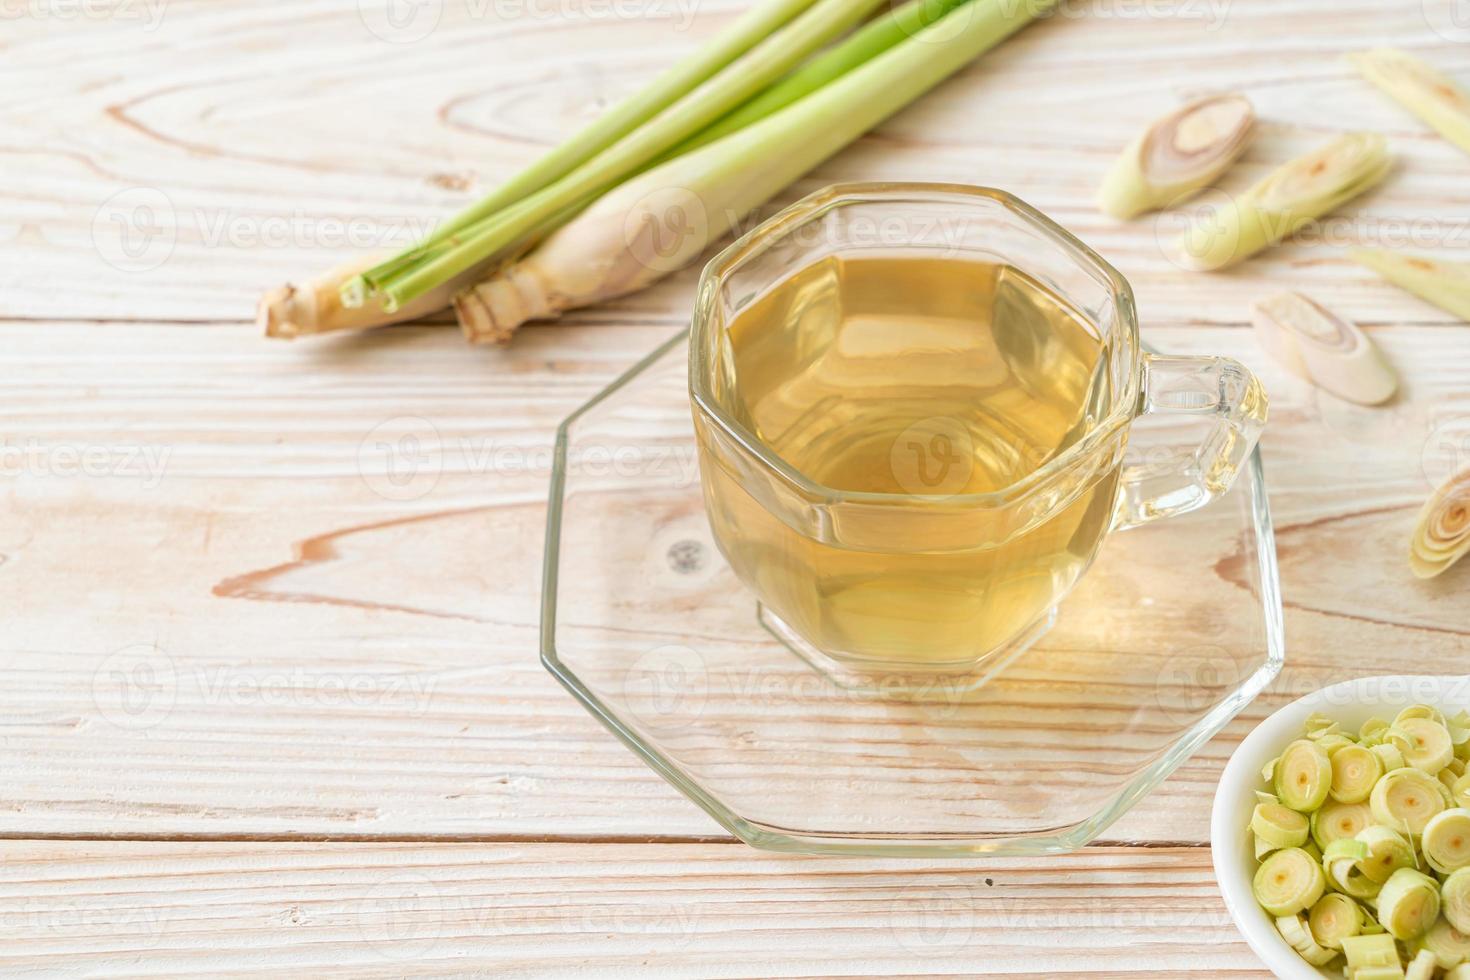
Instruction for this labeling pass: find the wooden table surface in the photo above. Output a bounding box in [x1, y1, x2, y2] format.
[4, 0, 1468, 975]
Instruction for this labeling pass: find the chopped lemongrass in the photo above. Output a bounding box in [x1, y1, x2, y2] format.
[1400, 707, 1449, 727]
[1453, 965, 1470, 980]
[1250, 292, 1397, 406]
[1255, 846, 1328, 916]
[1378, 868, 1442, 940]
[1257, 790, 1282, 805]
[1364, 718, 1393, 745]
[1278, 739, 1334, 812]
[1422, 916, 1470, 969]
[1390, 718, 1457, 774]
[1405, 947, 1440, 980]
[1314, 800, 1375, 850]
[1425, 810, 1470, 874]
[1445, 869, 1470, 933]
[1256, 833, 1283, 860]
[1255, 802, 1312, 849]
[456, 0, 1059, 342]
[1352, 249, 1470, 321]
[1326, 837, 1383, 901]
[1409, 469, 1470, 580]
[1345, 933, 1404, 974]
[1373, 768, 1450, 836]
[1178, 133, 1392, 271]
[1097, 93, 1255, 219]
[1277, 912, 1341, 966]
[1454, 774, 1470, 809]
[366, 0, 897, 311]
[1352, 49, 1470, 157]
[1310, 893, 1366, 950]
[1358, 826, 1419, 885]
[1333, 745, 1388, 804]
[1375, 743, 1409, 774]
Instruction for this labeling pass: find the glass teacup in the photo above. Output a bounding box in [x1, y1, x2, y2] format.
[689, 183, 1267, 679]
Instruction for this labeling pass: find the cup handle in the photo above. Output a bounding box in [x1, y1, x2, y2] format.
[1114, 353, 1268, 531]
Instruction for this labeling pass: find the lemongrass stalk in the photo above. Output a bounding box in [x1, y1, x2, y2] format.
[360, 0, 822, 290]
[665, 0, 976, 161]
[1178, 133, 1392, 271]
[258, 253, 472, 338]
[455, 0, 1059, 343]
[1098, 94, 1255, 219]
[367, 0, 892, 311]
[1351, 248, 1470, 321]
[1409, 468, 1470, 580]
[1352, 48, 1470, 157]
[1249, 292, 1397, 405]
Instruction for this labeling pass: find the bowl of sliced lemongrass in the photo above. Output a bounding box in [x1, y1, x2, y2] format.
[1213, 677, 1470, 979]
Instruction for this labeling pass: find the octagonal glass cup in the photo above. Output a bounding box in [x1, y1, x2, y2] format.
[689, 184, 1268, 682]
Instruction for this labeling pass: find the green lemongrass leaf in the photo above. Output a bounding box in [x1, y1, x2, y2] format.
[353, 0, 823, 294]
[1178, 132, 1392, 271]
[371, 0, 893, 310]
[1353, 48, 1470, 157]
[1351, 248, 1470, 321]
[1098, 93, 1255, 219]
[456, 0, 1060, 342]
[666, 0, 977, 160]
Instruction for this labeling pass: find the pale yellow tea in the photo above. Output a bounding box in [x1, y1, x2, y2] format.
[697, 254, 1123, 667]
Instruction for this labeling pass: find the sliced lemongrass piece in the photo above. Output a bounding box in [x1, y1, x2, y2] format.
[1303, 839, 1323, 865]
[1353, 968, 1407, 980]
[1255, 846, 1328, 915]
[1445, 868, 1470, 932]
[1098, 94, 1255, 219]
[1352, 249, 1470, 321]
[1352, 48, 1470, 156]
[1390, 717, 1457, 774]
[1254, 802, 1311, 849]
[1256, 833, 1282, 860]
[1424, 809, 1470, 873]
[1276, 912, 1340, 966]
[1374, 742, 1409, 773]
[1314, 800, 1375, 850]
[1374, 767, 1451, 836]
[1318, 734, 1358, 757]
[1250, 292, 1397, 405]
[1422, 916, 1470, 969]
[1358, 826, 1419, 885]
[1377, 868, 1441, 940]
[1405, 947, 1440, 980]
[1306, 711, 1340, 734]
[1452, 964, 1470, 980]
[1326, 837, 1383, 900]
[1257, 790, 1282, 805]
[1178, 133, 1392, 271]
[1410, 468, 1470, 580]
[1454, 773, 1470, 809]
[1332, 745, 1387, 804]
[1363, 717, 1393, 745]
[1345, 932, 1404, 973]
[1399, 706, 1448, 727]
[1276, 739, 1334, 812]
[1309, 892, 1365, 950]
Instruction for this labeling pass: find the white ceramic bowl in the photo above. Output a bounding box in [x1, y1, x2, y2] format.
[1212, 675, 1470, 980]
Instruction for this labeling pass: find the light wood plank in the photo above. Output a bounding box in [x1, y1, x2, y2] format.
[0, 841, 1268, 978]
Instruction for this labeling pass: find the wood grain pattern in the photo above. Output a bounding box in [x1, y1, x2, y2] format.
[3, 0, 1469, 972]
[0, 842, 1270, 978]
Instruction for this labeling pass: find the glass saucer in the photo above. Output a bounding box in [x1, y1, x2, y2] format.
[541, 331, 1284, 857]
